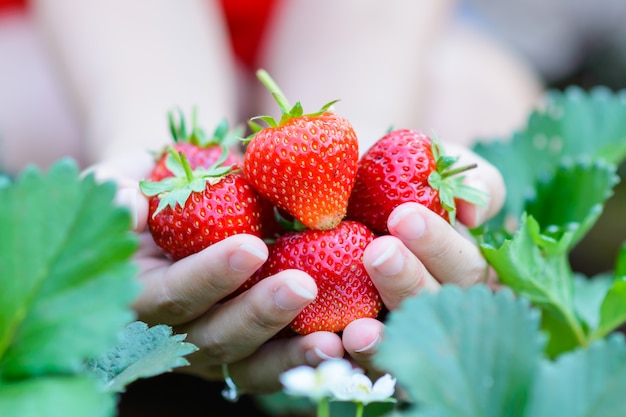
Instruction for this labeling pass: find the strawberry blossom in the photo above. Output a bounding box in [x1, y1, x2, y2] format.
[279, 358, 356, 401]
[329, 372, 396, 405]
[280, 359, 396, 417]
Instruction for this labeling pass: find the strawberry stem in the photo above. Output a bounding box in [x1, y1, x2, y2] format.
[441, 163, 478, 179]
[169, 149, 194, 182]
[257, 69, 291, 114]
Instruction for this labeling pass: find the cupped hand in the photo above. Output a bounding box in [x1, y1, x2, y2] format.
[342, 145, 505, 372]
[136, 232, 344, 393]
[88, 157, 345, 395]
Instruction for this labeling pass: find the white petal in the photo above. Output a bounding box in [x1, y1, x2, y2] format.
[317, 358, 356, 381]
[279, 366, 317, 396]
[369, 374, 396, 402]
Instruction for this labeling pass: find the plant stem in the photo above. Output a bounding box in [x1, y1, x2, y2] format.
[256, 69, 291, 114]
[318, 398, 330, 417]
[355, 403, 364, 417]
[440, 163, 478, 179]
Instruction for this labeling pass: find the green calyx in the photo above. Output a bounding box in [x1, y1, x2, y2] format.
[169, 108, 241, 149]
[140, 146, 235, 217]
[244, 69, 339, 142]
[273, 207, 308, 233]
[427, 136, 488, 225]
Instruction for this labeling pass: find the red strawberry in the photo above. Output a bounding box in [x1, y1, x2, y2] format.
[140, 150, 263, 260]
[150, 110, 243, 181]
[243, 69, 359, 231]
[250, 220, 382, 335]
[346, 129, 486, 234]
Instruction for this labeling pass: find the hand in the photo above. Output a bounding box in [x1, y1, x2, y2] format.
[341, 145, 505, 373]
[88, 157, 345, 395]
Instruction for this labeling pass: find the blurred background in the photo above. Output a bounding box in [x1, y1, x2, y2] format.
[0, 1, 624, 415]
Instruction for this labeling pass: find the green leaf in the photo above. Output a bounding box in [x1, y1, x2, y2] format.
[526, 334, 626, 417]
[525, 159, 619, 251]
[87, 321, 198, 392]
[481, 215, 573, 313]
[375, 285, 544, 417]
[0, 159, 140, 379]
[481, 214, 586, 355]
[594, 277, 626, 340]
[473, 86, 626, 229]
[572, 273, 613, 331]
[0, 375, 116, 417]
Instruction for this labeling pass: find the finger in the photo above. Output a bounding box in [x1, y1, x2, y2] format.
[85, 154, 155, 232]
[188, 331, 344, 394]
[114, 186, 149, 232]
[363, 235, 439, 310]
[178, 269, 318, 365]
[444, 143, 506, 227]
[134, 234, 269, 325]
[387, 202, 488, 287]
[342, 318, 384, 373]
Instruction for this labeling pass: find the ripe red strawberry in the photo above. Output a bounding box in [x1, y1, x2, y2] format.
[243, 69, 359, 231]
[140, 150, 263, 260]
[250, 220, 382, 335]
[149, 110, 243, 181]
[346, 129, 486, 234]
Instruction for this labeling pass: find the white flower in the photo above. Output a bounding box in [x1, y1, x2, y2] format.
[329, 373, 396, 405]
[280, 358, 357, 401]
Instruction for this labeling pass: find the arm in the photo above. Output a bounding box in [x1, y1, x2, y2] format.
[31, 0, 238, 167]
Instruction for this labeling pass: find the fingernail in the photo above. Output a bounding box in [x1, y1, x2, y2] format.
[229, 243, 268, 272]
[305, 347, 341, 366]
[273, 279, 316, 311]
[371, 241, 404, 276]
[115, 188, 138, 230]
[387, 204, 425, 240]
[355, 335, 380, 354]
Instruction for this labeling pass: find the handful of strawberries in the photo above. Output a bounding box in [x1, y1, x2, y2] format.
[139, 70, 485, 335]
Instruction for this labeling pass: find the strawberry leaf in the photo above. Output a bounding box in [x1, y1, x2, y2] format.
[524, 159, 619, 252]
[480, 213, 587, 356]
[473, 86, 626, 229]
[526, 334, 626, 416]
[0, 375, 116, 417]
[87, 321, 197, 393]
[376, 285, 544, 416]
[594, 278, 626, 340]
[0, 158, 140, 379]
[573, 273, 613, 331]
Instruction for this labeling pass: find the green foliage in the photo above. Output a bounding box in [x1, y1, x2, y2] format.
[0, 159, 197, 417]
[0, 159, 140, 378]
[377, 286, 544, 417]
[376, 285, 626, 417]
[525, 334, 626, 416]
[87, 321, 198, 392]
[473, 86, 626, 227]
[473, 88, 626, 357]
[0, 376, 116, 417]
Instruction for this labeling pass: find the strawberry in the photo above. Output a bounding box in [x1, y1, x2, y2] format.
[243, 69, 359, 231]
[140, 150, 263, 260]
[250, 220, 382, 335]
[346, 129, 487, 234]
[149, 110, 243, 181]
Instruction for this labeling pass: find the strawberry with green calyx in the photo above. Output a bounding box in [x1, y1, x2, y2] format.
[242, 69, 359, 231]
[346, 129, 487, 235]
[140, 148, 263, 260]
[248, 220, 382, 335]
[149, 109, 243, 181]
